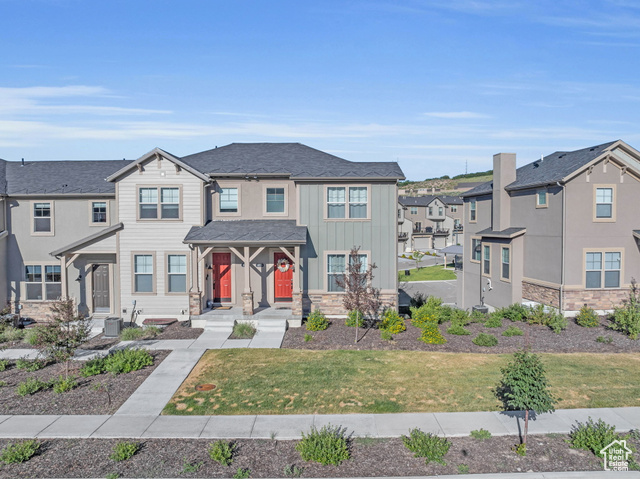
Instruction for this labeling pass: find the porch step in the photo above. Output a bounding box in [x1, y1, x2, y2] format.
[204, 319, 236, 333]
[255, 318, 288, 333]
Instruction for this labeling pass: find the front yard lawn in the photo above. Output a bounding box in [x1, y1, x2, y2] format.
[398, 264, 456, 281]
[164, 350, 640, 415]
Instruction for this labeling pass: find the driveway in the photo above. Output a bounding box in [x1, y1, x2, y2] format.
[398, 278, 457, 307]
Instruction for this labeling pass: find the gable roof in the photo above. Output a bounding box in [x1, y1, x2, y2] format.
[5, 159, 132, 195]
[180, 143, 405, 180]
[461, 140, 620, 198]
[105, 147, 210, 182]
[399, 195, 462, 207]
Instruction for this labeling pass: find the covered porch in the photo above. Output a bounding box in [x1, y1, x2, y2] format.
[184, 220, 307, 318]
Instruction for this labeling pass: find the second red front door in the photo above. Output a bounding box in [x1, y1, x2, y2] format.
[212, 253, 232, 302]
[274, 252, 293, 302]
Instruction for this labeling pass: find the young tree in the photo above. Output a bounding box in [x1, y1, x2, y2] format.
[410, 250, 426, 270]
[495, 350, 557, 450]
[335, 247, 381, 343]
[34, 297, 91, 378]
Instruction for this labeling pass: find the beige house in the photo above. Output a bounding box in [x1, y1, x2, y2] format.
[398, 195, 463, 251]
[458, 140, 640, 315]
[3, 143, 404, 323]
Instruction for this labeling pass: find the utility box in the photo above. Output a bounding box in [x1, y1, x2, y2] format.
[104, 317, 123, 338]
[472, 305, 489, 314]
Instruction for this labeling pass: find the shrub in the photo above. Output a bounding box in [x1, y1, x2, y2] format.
[576, 305, 600, 328]
[502, 325, 523, 337]
[611, 281, 640, 339]
[1, 327, 25, 342]
[0, 440, 41, 464]
[295, 425, 350, 466]
[526, 304, 567, 333]
[104, 348, 153, 375]
[546, 312, 567, 334]
[596, 335, 613, 344]
[457, 463, 469, 473]
[182, 459, 204, 474]
[418, 322, 447, 344]
[16, 377, 50, 396]
[303, 334, 313, 342]
[233, 468, 251, 479]
[469, 309, 487, 323]
[283, 464, 303, 477]
[484, 312, 503, 328]
[569, 417, 627, 456]
[446, 323, 471, 335]
[380, 330, 393, 341]
[208, 440, 235, 466]
[80, 357, 106, 377]
[110, 441, 140, 461]
[23, 326, 48, 346]
[16, 357, 46, 372]
[502, 303, 529, 322]
[470, 428, 492, 440]
[379, 309, 406, 334]
[472, 333, 498, 347]
[450, 308, 471, 325]
[410, 292, 426, 308]
[52, 375, 77, 394]
[437, 305, 456, 324]
[232, 322, 256, 339]
[401, 428, 451, 465]
[345, 310, 364, 328]
[305, 310, 329, 331]
[0, 359, 9, 371]
[120, 327, 147, 341]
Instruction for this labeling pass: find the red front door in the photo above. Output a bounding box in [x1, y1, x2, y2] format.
[274, 252, 293, 302]
[212, 253, 232, 302]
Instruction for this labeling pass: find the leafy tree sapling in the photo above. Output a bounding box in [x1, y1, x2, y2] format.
[334, 247, 381, 343]
[495, 350, 557, 450]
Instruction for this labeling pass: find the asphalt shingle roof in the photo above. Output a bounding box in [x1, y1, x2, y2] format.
[461, 141, 618, 197]
[399, 195, 462, 206]
[5, 159, 133, 195]
[180, 143, 405, 179]
[184, 220, 308, 244]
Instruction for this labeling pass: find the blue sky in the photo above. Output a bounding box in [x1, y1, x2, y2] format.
[1, 0, 640, 180]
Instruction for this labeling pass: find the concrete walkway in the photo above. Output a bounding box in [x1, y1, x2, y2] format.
[0, 407, 637, 440]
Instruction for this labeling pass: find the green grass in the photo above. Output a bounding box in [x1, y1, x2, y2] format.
[163, 350, 640, 416]
[398, 264, 456, 282]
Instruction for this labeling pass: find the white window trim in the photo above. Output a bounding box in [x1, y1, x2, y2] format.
[165, 252, 189, 295]
[132, 252, 156, 295]
[323, 250, 371, 293]
[89, 200, 110, 226]
[470, 236, 481, 264]
[469, 199, 477, 223]
[262, 184, 289, 216]
[31, 200, 54, 236]
[593, 184, 616, 223]
[136, 185, 183, 222]
[536, 189, 548, 209]
[215, 182, 242, 217]
[500, 245, 511, 283]
[23, 262, 61, 301]
[323, 184, 371, 221]
[482, 243, 491, 278]
[583, 247, 624, 290]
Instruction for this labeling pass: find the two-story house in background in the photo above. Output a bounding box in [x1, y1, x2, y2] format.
[398, 195, 463, 252]
[458, 140, 640, 315]
[2, 143, 404, 324]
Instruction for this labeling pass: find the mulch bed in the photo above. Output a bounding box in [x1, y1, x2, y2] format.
[0, 350, 169, 415]
[283, 317, 640, 353]
[81, 321, 204, 350]
[0, 434, 623, 478]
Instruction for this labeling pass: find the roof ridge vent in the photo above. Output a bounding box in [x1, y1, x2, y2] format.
[590, 147, 595, 151]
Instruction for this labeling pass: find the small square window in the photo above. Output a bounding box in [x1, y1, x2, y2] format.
[266, 187, 285, 213]
[92, 202, 108, 224]
[220, 187, 238, 213]
[537, 190, 547, 207]
[33, 202, 52, 232]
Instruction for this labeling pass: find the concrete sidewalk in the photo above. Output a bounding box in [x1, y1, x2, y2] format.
[0, 407, 637, 440]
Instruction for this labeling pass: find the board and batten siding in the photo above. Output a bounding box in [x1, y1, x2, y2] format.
[299, 183, 397, 292]
[117, 158, 204, 317]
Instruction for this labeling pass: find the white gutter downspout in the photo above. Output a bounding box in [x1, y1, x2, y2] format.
[556, 181, 565, 314]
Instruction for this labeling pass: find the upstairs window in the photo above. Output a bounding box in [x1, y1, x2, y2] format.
[327, 186, 369, 219]
[266, 187, 285, 213]
[33, 202, 52, 233]
[451, 205, 457, 212]
[438, 206, 443, 216]
[470, 199, 477, 222]
[483, 245, 491, 275]
[91, 201, 108, 224]
[428, 206, 433, 215]
[219, 187, 238, 213]
[536, 189, 547, 208]
[501, 247, 510, 280]
[410, 207, 417, 215]
[139, 187, 181, 220]
[595, 187, 613, 219]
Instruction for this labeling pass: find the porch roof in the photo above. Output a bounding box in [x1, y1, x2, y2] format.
[49, 222, 123, 257]
[184, 220, 307, 245]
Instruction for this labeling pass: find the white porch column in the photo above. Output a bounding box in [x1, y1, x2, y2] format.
[60, 255, 68, 298]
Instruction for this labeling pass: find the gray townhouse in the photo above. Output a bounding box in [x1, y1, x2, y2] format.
[1, 143, 404, 324]
[457, 140, 640, 315]
[398, 195, 464, 252]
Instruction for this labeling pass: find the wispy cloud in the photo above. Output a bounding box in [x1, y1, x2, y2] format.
[423, 111, 490, 119]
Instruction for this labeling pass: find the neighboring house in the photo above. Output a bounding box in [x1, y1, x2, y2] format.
[397, 203, 413, 254]
[457, 140, 640, 315]
[2, 143, 404, 323]
[398, 195, 463, 250]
